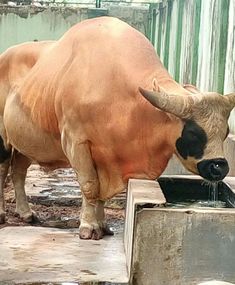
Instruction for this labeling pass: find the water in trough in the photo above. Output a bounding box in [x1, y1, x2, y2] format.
[158, 177, 234, 209]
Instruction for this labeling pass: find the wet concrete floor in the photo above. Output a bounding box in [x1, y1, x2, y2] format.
[0, 227, 128, 284]
[1, 165, 128, 285]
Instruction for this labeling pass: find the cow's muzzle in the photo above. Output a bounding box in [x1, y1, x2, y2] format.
[197, 158, 229, 181]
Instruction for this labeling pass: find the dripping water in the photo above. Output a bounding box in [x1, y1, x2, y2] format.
[210, 181, 219, 206]
[167, 181, 226, 209]
[201, 180, 224, 207]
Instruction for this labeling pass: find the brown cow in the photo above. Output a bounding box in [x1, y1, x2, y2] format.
[1, 17, 234, 239]
[0, 40, 54, 223]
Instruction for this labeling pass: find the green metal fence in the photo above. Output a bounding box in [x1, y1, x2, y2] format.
[151, 0, 235, 132]
[151, 0, 233, 93]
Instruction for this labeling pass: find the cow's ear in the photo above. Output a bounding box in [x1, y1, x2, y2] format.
[138, 87, 196, 119]
[152, 78, 158, 91]
[224, 93, 235, 110]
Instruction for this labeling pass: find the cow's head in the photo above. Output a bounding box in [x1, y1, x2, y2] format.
[139, 87, 235, 182]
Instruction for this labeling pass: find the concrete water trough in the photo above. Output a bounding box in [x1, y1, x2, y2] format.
[127, 176, 235, 285]
[0, 176, 235, 285]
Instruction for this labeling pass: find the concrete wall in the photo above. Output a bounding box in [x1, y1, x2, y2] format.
[0, 4, 149, 53]
[0, 6, 87, 52]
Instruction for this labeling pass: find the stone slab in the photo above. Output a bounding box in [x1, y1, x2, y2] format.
[0, 227, 129, 284]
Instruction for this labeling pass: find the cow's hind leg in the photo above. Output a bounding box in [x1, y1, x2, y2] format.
[0, 160, 10, 223]
[0, 136, 11, 224]
[11, 151, 36, 222]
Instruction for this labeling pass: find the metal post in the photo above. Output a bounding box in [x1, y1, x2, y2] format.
[163, 0, 173, 69]
[96, 0, 101, 8]
[191, 0, 202, 86]
[151, 4, 157, 45]
[174, 0, 185, 83]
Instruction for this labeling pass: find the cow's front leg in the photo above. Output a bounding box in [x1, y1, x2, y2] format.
[0, 159, 10, 223]
[63, 140, 103, 239]
[79, 193, 103, 240]
[79, 198, 114, 239]
[96, 200, 114, 236]
[11, 151, 36, 222]
[72, 144, 102, 239]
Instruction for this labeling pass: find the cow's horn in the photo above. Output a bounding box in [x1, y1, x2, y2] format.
[139, 87, 196, 118]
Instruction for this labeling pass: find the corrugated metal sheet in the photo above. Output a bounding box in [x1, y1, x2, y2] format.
[153, 0, 235, 133]
[225, 0, 235, 132]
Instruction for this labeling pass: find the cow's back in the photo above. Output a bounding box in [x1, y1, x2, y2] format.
[19, 17, 170, 133]
[0, 41, 55, 114]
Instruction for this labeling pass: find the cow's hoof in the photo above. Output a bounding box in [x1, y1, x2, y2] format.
[101, 224, 114, 236]
[0, 211, 6, 224]
[16, 210, 39, 223]
[79, 226, 103, 240]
